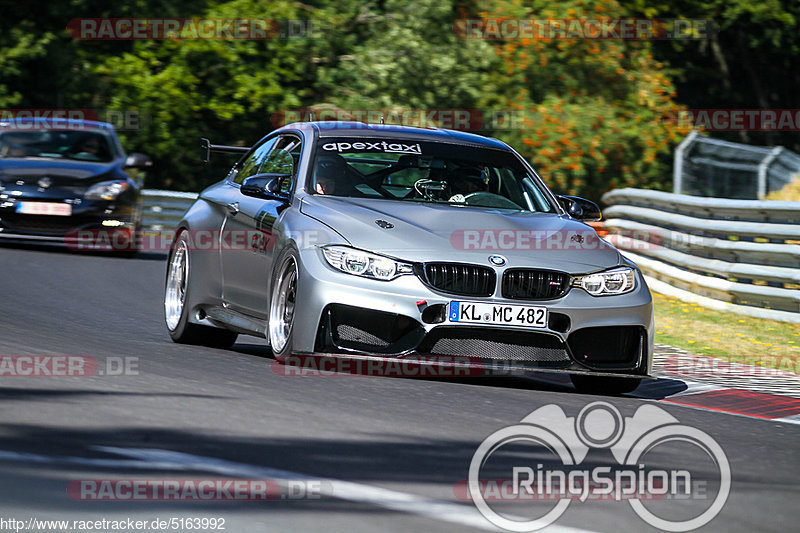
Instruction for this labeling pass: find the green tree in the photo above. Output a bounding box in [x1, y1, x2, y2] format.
[464, 0, 692, 199]
[621, 0, 800, 152]
[96, 0, 311, 189]
[6, 0, 783, 198]
[309, 0, 501, 112]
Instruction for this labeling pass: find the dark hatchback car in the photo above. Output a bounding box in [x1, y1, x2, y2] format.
[0, 118, 151, 252]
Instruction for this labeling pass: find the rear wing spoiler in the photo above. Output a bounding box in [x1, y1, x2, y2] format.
[200, 138, 250, 163]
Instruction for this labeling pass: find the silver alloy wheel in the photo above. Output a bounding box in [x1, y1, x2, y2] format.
[269, 255, 298, 353]
[165, 238, 188, 331]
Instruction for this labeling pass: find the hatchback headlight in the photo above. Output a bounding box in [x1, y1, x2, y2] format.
[85, 180, 129, 200]
[322, 246, 414, 281]
[573, 267, 636, 296]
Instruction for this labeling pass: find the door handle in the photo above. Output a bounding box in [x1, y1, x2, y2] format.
[226, 202, 239, 216]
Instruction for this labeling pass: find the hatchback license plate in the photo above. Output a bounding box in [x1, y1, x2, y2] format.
[448, 301, 548, 328]
[16, 202, 72, 216]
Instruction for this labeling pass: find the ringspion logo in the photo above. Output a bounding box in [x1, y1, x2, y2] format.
[469, 402, 730, 531]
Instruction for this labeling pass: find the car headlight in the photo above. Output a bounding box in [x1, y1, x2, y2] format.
[85, 180, 129, 201]
[573, 267, 636, 296]
[322, 246, 414, 281]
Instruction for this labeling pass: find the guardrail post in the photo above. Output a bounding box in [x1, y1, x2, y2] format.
[673, 130, 698, 195]
[757, 146, 784, 200]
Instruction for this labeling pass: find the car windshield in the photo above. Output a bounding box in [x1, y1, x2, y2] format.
[0, 130, 115, 162]
[311, 137, 555, 212]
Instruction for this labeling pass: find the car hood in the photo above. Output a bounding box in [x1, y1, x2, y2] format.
[300, 196, 622, 273]
[0, 158, 119, 182]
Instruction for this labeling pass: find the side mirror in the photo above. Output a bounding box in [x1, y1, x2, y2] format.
[124, 153, 153, 169]
[241, 173, 292, 201]
[556, 195, 602, 222]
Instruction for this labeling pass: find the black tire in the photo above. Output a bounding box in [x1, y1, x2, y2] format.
[165, 230, 238, 348]
[570, 374, 642, 395]
[268, 247, 300, 360]
[115, 249, 139, 259]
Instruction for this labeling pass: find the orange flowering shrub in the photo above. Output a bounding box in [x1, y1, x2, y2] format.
[471, 0, 692, 200]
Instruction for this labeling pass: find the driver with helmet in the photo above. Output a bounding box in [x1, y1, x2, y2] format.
[448, 167, 487, 202]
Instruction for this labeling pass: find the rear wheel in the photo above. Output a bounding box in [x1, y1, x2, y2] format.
[570, 374, 642, 395]
[164, 230, 238, 348]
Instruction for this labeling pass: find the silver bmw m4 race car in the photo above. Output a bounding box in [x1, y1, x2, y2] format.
[164, 122, 653, 393]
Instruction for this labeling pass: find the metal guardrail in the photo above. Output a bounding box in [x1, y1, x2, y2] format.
[602, 188, 800, 322]
[604, 188, 800, 223]
[673, 131, 800, 199]
[141, 190, 198, 230]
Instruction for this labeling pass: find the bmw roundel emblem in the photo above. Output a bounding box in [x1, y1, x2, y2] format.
[488, 255, 506, 266]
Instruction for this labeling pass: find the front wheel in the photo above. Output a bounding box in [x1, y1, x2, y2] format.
[164, 230, 238, 348]
[269, 248, 299, 359]
[570, 374, 642, 395]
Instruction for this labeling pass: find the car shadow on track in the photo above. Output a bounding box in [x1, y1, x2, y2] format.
[0, 423, 528, 487]
[0, 241, 167, 261]
[631, 377, 690, 399]
[229, 341, 272, 359]
[0, 387, 230, 402]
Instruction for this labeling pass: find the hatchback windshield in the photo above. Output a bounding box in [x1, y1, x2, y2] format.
[0, 130, 115, 162]
[311, 138, 555, 212]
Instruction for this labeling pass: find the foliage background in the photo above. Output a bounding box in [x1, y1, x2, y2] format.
[1, 0, 797, 196]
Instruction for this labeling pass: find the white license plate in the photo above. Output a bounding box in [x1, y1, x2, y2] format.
[16, 202, 72, 216]
[448, 301, 548, 328]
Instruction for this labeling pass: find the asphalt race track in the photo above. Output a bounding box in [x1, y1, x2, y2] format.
[0, 244, 798, 532]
